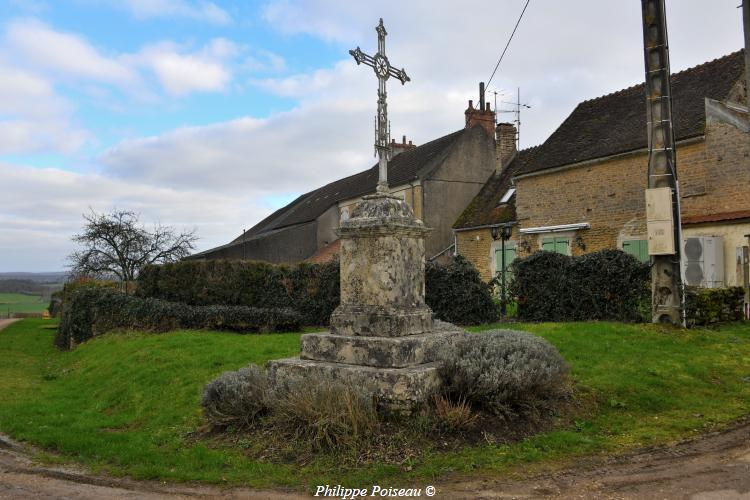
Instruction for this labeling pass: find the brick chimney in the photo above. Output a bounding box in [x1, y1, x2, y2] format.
[465, 82, 496, 137]
[390, 135, 416, 157]
[496, 122, 517, 172]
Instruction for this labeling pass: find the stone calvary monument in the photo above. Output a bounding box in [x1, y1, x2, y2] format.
[268, 19, 462, 411]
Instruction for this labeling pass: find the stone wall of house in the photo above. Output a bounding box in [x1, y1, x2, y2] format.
[423, 125, 496, 259]
[455, 226, 522, 282]
[511, 114, 749, 283]
[514, 141, 706, 256]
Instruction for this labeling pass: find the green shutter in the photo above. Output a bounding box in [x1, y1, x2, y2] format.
[543, 237, 569, 255]
[623, 239, 649, 263]
[495, 245, 517, 277]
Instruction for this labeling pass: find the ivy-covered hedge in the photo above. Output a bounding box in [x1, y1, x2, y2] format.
[685, 286, 745, 327]
[425, 255, 499, 325]
[137, 259, 339, 326]
[55, 286, 301, 350]
[510, 249, 650, 322]
[138, 255, 497, 326]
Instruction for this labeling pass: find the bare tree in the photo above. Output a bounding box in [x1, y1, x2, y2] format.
[68, 209, 198, 288]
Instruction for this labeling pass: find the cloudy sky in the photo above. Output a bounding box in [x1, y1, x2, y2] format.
[0, 0, 744, 272]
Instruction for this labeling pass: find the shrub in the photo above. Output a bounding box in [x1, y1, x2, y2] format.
[270, 377, 379, 450]
[510, 249, 650, 322]
[55, 286, 302, 349]
[137, 259, 339, 326]
[438, 330, 569, 418]
[201, 365, 270, 429]
[47, 290, 63, 318]
[425, 255, 499, 325]
[685, 286, 745, 327]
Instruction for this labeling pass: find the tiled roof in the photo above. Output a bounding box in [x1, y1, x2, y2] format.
[453, 146, 540, 229]
[517, 50, 745, 176]
[233, 128, 465, 242]
[306, 239, 341, 263]
[682, 210, 750, 225]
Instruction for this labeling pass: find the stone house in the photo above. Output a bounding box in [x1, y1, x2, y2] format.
[190, 89, 501, 264]
[455, 50, 750, 288]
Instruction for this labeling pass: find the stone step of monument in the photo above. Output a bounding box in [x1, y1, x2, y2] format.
[299, 329, 463, 368]
[267, 357, 441, 413]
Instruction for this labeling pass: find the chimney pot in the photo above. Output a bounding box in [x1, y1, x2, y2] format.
[468, 99, 473, 109]
[402, 135, 406, 144]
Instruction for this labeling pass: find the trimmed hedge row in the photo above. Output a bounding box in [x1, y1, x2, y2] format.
[425, 255, 499, 325]
[137, 256, 498, 326]
[685, 286, 745, 326]
[510, 249, 651, 322]
[55, 286, 301, 350]
[137, 259, 339, 326]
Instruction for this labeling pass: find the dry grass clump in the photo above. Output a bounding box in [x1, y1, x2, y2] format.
[271, 377, 379, 450]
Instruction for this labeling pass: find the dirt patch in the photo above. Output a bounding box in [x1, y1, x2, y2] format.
[2, 418, 750, 499]
[0, 319, 19, 332]
[439, 416, 750, 499]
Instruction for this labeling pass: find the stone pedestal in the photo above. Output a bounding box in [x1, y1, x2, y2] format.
[268, 193, 463, 412]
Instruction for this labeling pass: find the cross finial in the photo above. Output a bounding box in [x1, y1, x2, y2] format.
[349, 19, 410, 193]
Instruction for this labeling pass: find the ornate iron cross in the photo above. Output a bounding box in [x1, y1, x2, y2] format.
[350, 18, 410, 193]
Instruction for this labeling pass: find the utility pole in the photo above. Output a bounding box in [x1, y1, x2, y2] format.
[641, 0, 683, 324]
[744, 1, 750, 106]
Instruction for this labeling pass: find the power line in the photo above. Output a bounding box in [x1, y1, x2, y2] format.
[486, 0, 531, 89]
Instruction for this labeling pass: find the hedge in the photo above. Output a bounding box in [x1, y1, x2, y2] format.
[137, 259, 339, 326]
[425, 255, 499, 325]
[55, 285, 301, 350]
[138, 255, 498, 326]
[510, 249, 650, 322]
[685, 286, 745, 326]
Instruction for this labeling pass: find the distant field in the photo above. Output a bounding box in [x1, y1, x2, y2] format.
[0, 293, 48, 316]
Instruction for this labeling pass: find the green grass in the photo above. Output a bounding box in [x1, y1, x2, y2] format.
[0, 292, 48, 315]
[0, 319, 749, 491]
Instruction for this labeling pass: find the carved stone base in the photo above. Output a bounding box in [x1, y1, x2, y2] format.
[329, 304, 433, 337]
[300, 327, 463, 368]
[267, 357, 442, 413]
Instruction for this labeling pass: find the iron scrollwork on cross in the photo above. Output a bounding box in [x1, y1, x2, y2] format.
[349, 18, 410, 193]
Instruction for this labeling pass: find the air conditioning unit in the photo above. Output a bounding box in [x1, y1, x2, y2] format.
[682, 236, 724, 288]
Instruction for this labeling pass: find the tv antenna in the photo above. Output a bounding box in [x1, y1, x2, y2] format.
[498, 87, 530, 149]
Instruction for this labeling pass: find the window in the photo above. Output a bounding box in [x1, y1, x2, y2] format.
[542, 236, 570, 255]
[623, 239, 649, 263]
[499, 188, 516, 204]
[494, 244, 517, 278]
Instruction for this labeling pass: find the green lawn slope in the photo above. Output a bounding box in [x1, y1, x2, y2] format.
[0, 319, 748, 490]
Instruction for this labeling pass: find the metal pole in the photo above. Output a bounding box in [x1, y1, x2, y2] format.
[501, 235, 507, 317]
[744, 1, 750, 110]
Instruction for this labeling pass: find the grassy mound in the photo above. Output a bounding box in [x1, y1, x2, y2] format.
[0, 319, 749, 490]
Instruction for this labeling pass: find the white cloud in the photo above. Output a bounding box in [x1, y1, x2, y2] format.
[119, 0, 231, 24]
[0, 64, 89, 154]
[136, 38, 237, 96]
[0, 0, 745, 272]
[0, 161, 272, 271]
[5, 19, 139, 87]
